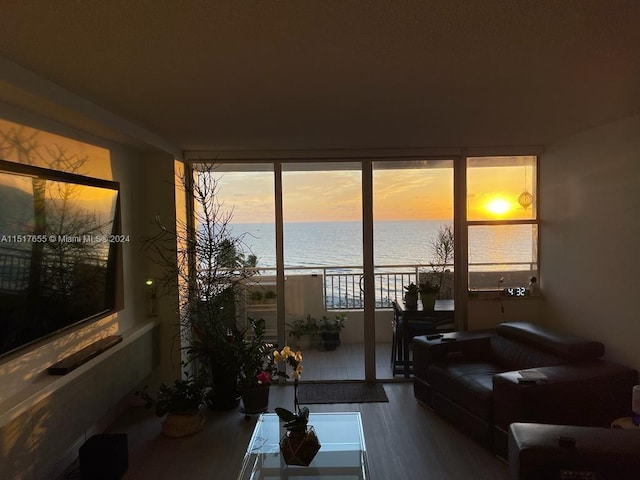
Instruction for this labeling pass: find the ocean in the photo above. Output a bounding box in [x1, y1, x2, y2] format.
[230, 220, 535, 271]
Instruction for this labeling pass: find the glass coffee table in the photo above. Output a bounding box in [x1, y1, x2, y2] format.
[238, 412, 369, 479]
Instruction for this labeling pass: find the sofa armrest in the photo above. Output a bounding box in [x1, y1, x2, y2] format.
[509, 423, 640, 480]
[413, 330, 494, 379]
[493, 360, 639, 432]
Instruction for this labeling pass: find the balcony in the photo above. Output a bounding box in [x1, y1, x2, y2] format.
[241, 264, 536, 381]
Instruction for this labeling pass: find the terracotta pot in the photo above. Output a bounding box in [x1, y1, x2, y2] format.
[280, 426, 321, 466]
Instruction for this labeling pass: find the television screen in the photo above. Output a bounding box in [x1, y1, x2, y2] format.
[0, 160, 120, 357]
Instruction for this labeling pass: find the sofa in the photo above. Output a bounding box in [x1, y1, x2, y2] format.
[509, 422, 640, 479]
[412, 322, 639, 458]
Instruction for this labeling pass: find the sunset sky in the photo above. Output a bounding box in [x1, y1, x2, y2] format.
[213, 159, 535, 224]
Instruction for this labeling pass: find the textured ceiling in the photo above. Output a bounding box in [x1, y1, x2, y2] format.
[1, 0, 640, 152]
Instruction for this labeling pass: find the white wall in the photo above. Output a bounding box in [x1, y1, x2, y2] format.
[540, 113, 640, 372]
[0, 108, 176, 479]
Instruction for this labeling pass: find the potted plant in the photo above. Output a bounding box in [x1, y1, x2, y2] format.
[264, 290, 277, 304]
[418, 279, 440, 310]
[286, 315, 317, 350]
[138, 376, 205, 438]
[236, 318, 277, 418]
[404, 282, 419, 309]
[144, 164, 258, 411]
[273, 346, 321, 466]
[249, 290, 263, 305]
[318, 313, 346, 351]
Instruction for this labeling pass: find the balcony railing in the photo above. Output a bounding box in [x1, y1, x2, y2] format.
[248, 265, 455, 310]
[249, 262, 535, 311]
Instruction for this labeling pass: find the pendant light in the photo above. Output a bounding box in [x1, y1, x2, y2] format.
[518, 165, 534, 209]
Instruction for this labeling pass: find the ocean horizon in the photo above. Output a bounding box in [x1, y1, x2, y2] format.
[229, 219, 534, 271]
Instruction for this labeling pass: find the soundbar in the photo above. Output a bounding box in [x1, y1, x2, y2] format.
[48, 335, 123, 375]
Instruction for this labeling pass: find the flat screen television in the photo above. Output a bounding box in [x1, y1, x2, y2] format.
[0, 160, 121, 357]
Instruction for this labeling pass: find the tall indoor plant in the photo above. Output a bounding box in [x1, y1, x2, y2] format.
[144, 163, 257, 410]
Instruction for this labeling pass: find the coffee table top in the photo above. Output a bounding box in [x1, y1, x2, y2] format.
[238, 412, 369, 479]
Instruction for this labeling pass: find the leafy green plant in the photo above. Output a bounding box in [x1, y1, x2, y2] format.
[404, 283, 419, 295]
[287, 315, 317, 338]
[138, 377, 204, 417]
[275, 406, 310, 433]
[249, 290, 263, 303]
[237, 317, 277, 388]
[418, 279, 440, 294]
[318, 313, 346, 333]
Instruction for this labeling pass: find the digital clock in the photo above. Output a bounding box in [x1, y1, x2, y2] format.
[502, 286, 529, 297]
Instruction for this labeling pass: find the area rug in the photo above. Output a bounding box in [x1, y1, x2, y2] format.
[297, 382, 388, 404]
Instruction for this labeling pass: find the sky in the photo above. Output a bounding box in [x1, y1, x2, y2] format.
[212, 159, 535, 224]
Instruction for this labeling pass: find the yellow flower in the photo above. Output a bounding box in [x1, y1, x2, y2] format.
[293, 364, 304, 379]
[273, 350, 282, 363]
[294, 351, 303, 363]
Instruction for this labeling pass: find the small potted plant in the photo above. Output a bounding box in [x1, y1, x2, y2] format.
[249, 290, 263, 305]
[138, 376, 205, 437]
[264, 290, 277, 304]
[418, 279, 440, 310]
[286, 315, 317, 350]
[404, 282, 419, 309]
[318, 313, 346, 351]
[236, 318, 277, 418]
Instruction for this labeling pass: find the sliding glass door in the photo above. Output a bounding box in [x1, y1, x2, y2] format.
[191, 159, 455, 381]
[281, 162, 365, 381]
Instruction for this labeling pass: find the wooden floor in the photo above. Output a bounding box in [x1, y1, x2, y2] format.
[91, 383, 508, 480]
[302, 342, 398, 381]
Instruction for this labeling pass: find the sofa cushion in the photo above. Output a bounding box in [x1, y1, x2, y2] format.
[490, 335, 564, 370]
[497, 322, 605, 361]
[427, 361, 505, 420]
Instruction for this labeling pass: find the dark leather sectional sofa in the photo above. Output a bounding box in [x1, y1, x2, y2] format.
[413, 322, 639, 458]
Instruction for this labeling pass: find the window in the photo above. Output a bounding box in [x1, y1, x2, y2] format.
[466, 156, 538, 292]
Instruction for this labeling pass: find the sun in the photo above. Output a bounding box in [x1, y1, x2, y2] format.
[485, 198, 511, 216]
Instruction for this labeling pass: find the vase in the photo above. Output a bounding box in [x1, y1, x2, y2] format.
[162, 411, 205, 438]
[420, 292, 437, 310]
[240, 384, 270, 415]
[279, 426, 321, 466]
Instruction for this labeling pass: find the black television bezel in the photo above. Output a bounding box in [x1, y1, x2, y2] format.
[0, 159, 122, 359]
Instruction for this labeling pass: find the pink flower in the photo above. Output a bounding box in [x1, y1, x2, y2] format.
[257, 371, 272, 385]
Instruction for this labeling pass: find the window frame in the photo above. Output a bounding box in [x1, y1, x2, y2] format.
[465, 155, 539, 295]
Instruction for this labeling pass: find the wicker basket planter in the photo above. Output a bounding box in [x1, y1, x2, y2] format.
[162, 411, 205, 438]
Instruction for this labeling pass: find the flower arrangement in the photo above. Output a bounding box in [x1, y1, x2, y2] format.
[274, 346, 309, 432]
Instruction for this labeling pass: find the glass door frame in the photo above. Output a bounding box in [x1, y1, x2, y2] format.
[186, 155, 463, 381]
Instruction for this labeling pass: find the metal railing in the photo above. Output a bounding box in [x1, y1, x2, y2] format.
[322, 265, 425, 309]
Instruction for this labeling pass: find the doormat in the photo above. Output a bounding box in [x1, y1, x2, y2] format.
[297, 382, 388, 404]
